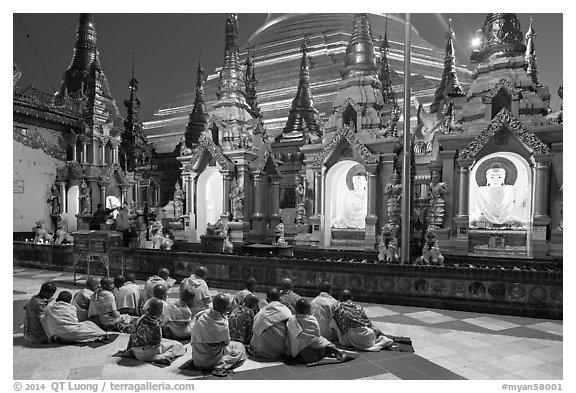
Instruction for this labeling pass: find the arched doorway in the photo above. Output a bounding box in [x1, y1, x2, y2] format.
[196, 167, 224, 241]
[324, 160, 368, 246]
[66, 185, 79, 232]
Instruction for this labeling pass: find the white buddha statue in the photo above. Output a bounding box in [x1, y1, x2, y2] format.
[332, 169, 368, 229]
[472, 162, 521, 227]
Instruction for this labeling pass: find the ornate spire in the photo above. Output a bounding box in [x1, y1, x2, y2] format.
[430, 18, 465, 113]
[245, 48, 261, 118]
[185, 58, 209, 147]
[57, 14, 111, 98]
[378, 17, 397, 104]
[215, 13, 249, 108]
[280, 36, 322, 140]
[470, 13, 525, 64]
[124, 52, 140, 127]
[341, 13, 378, 79]
[524, 17, 540, 86]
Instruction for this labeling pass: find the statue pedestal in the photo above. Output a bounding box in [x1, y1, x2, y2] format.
[294, 225, 311, 246]
[549, 229, 563, 260]
[200, 235, 225, 253]
[76, 214, 92, 231]
[435, 228, 454, 254]
[531, 225, 549, 258]
[452, 216, 470, 255]
[249, 215, 268, 244]
[228, 221, 250, 245]
[309, 215, 322, 247]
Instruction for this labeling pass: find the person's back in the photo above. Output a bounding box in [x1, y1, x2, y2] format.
[228, 294, 259, 345]
[279, 278, 301, 314]
[142, 268, 172, 303]
[72, 277, 99, 321]
[231, 277, 257, 310]
[116, 274, 142, 315]
[180, 267, 211, 317]
[23, 282, 57, 343]
[310, 282, 338, 341]
[250, 288, 292, 359]
[88, 278, 134, 331]
[141, 284, 169, 325]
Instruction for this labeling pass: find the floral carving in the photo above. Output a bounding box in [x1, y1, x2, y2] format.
[183, 135, 234, 172]
[482, 79, 522, 103]
[459, 108, 550, 159]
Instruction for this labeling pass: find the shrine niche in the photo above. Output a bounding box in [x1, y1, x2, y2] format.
[196, 167, 224, 241]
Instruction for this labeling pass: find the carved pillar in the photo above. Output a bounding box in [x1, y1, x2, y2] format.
[120, 185, 129, 205]
[270, 175, 281, 220]
[98, 183, 107, 206]
[81, 140, 88, 164]
[532, 154, 552, 225]
[312, 167, 323, 216]
[59, 181, 67, 213]
[100, 137, 108, 165]
[91, 140, 98, 165]
[72, 143, 77, 162]
[453, 157, 474, 254]
[251, 172, 266, 241]
[221, 171, 233, 221]
[439, 150, 457, 234]
[380, 153, 396, 227]
[365, 163, 378, 249]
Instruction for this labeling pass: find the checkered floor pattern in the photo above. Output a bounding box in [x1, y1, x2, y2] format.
[13, 267, 562, 380]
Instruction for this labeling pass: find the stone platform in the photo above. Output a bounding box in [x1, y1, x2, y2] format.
[13, 267, 562, 380]
[13, 242, 563, 319]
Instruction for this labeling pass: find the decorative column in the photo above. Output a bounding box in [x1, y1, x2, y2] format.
[439, 150, 457, 234]
[251, 172, 266, 241]
[221, 171, 233, 222]
[309, 166, 324, 247]
[270, 175, 281, 221]
[91, 140, 98, 165]
[120, 185, 129, 205]
[312, 167, 323, 218]
[59, 181, 67, 213]
[365, 163, 378, 249]
[380, 153, 396, 228]
[531, 154, 553, 258]
[81, 139, 88, 164]
[72, 143, 77, 162]
[101, 137, 108, 165]
[453, 157, 474, 254]
[98, 183, 107, 206]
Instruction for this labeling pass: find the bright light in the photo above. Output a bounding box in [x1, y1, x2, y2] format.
[471, 37, 482, 47]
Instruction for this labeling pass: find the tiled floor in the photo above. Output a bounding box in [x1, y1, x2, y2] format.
[13, 267, 563, 380]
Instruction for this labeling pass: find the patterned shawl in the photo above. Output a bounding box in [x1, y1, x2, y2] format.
[333, 300, 372, 335]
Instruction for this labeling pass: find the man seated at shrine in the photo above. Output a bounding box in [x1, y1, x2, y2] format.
[72, 276, 99, 321]
[286, 299, 357, 364]
[142, 268, 174, 303]
[190, 293, 247, 376]
[90, 203, 112, 230]
[164, 288, 195, 340]
[120, 298, 186, 365]
[41, 291, 108, 344]
[279, 278, 301, 314]
[23, 282, 57, 343]
[113, 275, 126, 298]
[231, 277, 258, 310]
[180, 266, 212, 318]
[249, 288, 292, 359]
[228, 293, 260, 345]
[116, 273, 143, 316]
[310, 281, 339, 341]
[142, 284, 170, 326]
[88, 277, 134, 332]
[332, 290, 393, 351]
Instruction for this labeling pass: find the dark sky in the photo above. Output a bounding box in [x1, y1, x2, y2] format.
[13, 13, 563, 121]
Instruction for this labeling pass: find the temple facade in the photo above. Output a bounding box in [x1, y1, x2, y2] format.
[13, 14, 154, 234]
[172, 13, 562, 261]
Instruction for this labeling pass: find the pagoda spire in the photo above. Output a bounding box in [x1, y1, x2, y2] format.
[245, 47, 261, 118]
[430, 18, 465, 113]
[341, 13, 378, 79]
[524, 17, 540, 86]
[215, 13, 249, 108]
[471, 14, 525, 64]
[124, 52, 140, 128]
[378, 16, 397, 105]
[279, 36, 321, 140]
[185, 57, 209, 147]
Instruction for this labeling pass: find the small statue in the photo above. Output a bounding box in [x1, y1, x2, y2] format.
[79, 179, 92, 215]
[179, 136, 192, 156]
[295, 203, 307, 226]
[230, 181, 245, 221]
[384, 171, 402, 226]
[32, 220, 54, 244]
[426, 171, 448, 228]
[161, 233, 174, 250]
[274, 219, 287, 246]
[378, 224, 399, 263]
[223, 226, 234, 254]
[150, 221, 164, 250]
[54, 223, 74, 245]
[173, 182, 185, 218]
[47, 184, 61, 215]
[295, 175, 306, 208]
[415, 225, 445, 266]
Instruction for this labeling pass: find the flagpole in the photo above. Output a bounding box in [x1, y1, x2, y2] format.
[401, 13, 412, 264]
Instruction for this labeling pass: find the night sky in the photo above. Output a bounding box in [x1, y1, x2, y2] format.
[13, 13, 563, 122]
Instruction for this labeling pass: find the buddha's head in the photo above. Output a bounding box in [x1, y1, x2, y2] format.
[352, 172, 367, 191]
[486, 163, 506, 187]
